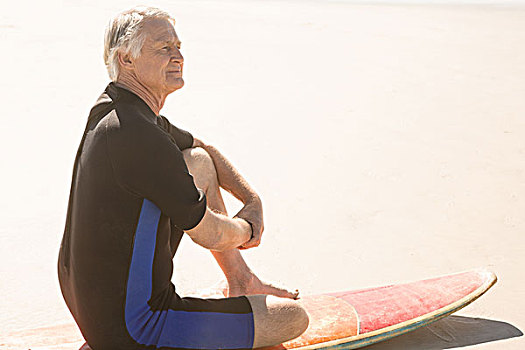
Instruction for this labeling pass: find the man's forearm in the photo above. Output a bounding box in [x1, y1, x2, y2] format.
[193, 138, 259, 205]
[186, 208, 251, 251]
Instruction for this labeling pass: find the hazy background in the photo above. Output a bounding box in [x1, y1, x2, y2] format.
[1, 0, 524, 348]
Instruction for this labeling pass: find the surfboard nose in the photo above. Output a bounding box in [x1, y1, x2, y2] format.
[474, 268, 497, 288]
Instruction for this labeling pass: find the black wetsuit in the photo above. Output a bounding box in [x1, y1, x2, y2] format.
[58, 83, 254, 350]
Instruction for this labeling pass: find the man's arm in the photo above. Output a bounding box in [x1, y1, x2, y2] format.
[192, 137, 264, 249]
[185, 207, 252, 251]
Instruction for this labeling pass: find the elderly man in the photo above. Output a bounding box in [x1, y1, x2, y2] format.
[57, 6, 308, 350]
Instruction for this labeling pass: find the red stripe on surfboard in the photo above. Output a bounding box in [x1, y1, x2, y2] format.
[261, 295, 358, 349]
[328, 271, 485, 334]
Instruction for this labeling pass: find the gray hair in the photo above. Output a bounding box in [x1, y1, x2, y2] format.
[103, 6, 174, 81]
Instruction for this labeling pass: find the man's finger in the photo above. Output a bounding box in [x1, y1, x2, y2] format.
[239, 236, 261, 249]
[236, 219, 262, 250]
[240, 242, 258, 249]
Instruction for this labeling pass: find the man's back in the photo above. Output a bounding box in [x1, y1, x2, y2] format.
[58, 83, 214, 349]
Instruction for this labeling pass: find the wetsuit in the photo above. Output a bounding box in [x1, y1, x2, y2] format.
[58, 83, 254, 350]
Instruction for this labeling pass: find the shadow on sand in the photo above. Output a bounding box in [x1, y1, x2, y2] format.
[363, 315, 523, 349]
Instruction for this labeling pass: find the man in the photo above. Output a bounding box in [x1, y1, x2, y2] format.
[58, 6, 309, 350]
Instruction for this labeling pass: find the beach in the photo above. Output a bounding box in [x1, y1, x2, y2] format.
[0, 0, 524, 348]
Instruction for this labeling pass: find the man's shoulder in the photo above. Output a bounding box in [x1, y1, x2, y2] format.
[87, 91, 114, 123]
[88, 84, 179, 150]
[88, 87, 151, 133]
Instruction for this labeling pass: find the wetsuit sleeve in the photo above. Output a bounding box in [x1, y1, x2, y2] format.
[106, 115, 206, 230]
[157, 115, 194, 150]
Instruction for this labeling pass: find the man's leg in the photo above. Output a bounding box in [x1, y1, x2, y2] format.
[183, 147, 298, 299]
[183, 147, 309, 347]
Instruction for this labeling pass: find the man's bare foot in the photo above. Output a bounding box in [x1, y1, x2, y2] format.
[226, 273, 300, 299]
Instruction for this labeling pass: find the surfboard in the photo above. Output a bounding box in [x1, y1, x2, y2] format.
[261, 268, 497, 350]
[1, 269, 496, 350]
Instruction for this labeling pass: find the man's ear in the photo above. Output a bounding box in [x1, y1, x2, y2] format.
[117, 51, 134, 70]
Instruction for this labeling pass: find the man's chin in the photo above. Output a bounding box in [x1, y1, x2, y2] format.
[167, 79, 184, 93]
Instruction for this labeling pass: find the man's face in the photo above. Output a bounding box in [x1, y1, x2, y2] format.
[132, 18, 184, 95]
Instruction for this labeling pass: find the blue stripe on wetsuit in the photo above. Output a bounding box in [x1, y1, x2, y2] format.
[125, 199, 254, 349]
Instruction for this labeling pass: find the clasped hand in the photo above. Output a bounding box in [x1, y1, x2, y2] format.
[235, 198, 264, 249]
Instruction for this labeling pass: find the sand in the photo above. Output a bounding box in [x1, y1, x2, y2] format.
[0, 0, 524, 349]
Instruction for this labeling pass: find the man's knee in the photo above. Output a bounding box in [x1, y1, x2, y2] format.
[182, 147, 217, 190]
[247, 295, 309, 348]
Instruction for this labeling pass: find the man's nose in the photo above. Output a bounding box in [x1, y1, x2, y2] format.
[171, 50, 184, 63]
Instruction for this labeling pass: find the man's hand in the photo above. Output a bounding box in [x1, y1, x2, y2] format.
[192, 138, 264, 249]
[235, 198, 264, 249]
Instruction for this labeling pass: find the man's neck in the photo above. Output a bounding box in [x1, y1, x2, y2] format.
[115, 76, 166, 116]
